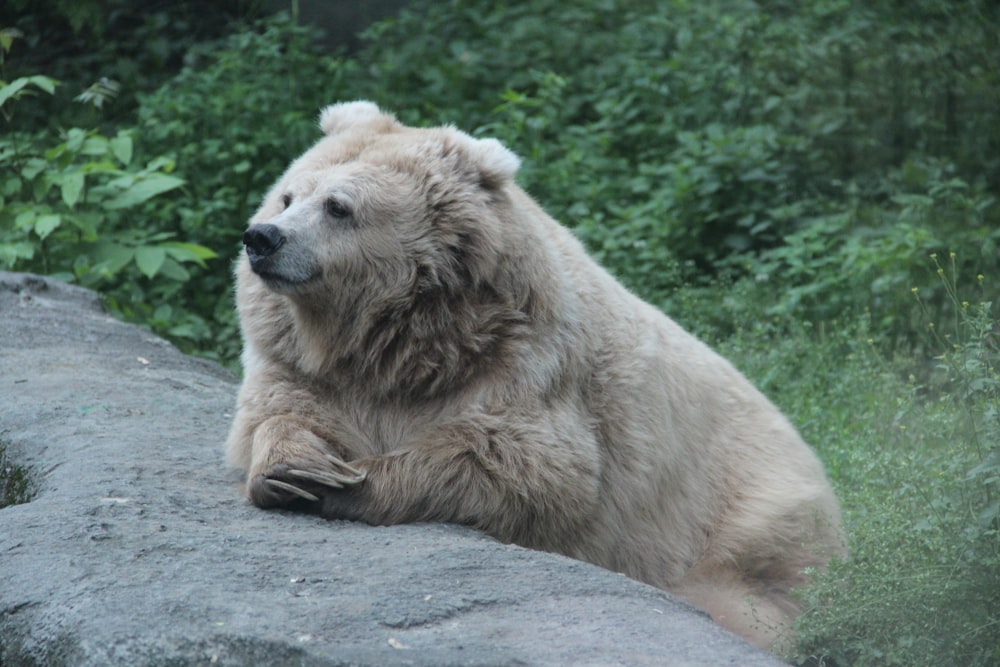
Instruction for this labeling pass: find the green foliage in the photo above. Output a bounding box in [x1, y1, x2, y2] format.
[0, 0, 272, 128]
[752, 159, 999, 346]
[685, 269, 997, 666]
[0, 439, 35, 509]
[359, 0, 1000, 317]
[0, 33, 217, 350]
[130, 13, 358, 363]
[762, 265, 998, 667]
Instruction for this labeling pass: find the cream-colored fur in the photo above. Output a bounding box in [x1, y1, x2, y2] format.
[226, 101, 845, 651]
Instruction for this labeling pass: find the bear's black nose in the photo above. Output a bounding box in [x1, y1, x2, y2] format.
[243, 224, 286, 260]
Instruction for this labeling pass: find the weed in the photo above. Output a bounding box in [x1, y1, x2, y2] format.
[781, 259, 1000, 667]
[0, 439, 35, 508]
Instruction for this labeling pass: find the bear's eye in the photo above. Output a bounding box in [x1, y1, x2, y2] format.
[324, 198, 351, 219]
[280, 193, 293, 209]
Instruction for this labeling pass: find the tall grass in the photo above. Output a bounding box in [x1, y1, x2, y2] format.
[706, 262, 999, 666]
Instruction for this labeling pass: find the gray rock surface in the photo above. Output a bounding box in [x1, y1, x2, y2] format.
[0, 272, 787, 666]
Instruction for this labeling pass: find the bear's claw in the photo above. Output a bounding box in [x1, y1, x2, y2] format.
[286, 466, 365, 489]
[264, 478, 319, 501]
[256, 455, 366, 507]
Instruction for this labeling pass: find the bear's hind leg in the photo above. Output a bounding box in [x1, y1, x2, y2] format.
[672, 569, 799, 653]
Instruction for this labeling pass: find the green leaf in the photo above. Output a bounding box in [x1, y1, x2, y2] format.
[166, 323, 196, 339]
[0, 241, 35, 266]
[153, 304, 173, 322]
[103, 173, 185, 210]
[81, 136, 109, 156]
[144, 156, 177, 173]
[27, 75, 57, 95]
[60, 171, 85, 208]
[66, 211, 100, 241]
[33, 214, 61, 240]
[92, 243, 134, 276]
[80, 160, 119, 176]
[14, 210, 36, 230]
[110, 133, 133, 166]
[134, 245, 167, 278]
[31, 176, 52, 202]
[20, 157, 48, 181]
[66, 128, 89, 154]
[157, 257, 191, 282]
[0, 78, 29, 108]
[162, 241, 218, 267]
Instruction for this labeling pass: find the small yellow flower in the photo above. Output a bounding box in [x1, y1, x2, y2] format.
[962, 301, 969, 309]
[977, 274, 985, 283]
[911, 287, 919, 294]
[930, 253, 938, 260]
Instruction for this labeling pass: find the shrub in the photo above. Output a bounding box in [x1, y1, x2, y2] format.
[0, 34, 217, 352]
[674, 259, 999, 666]
[751, 159, 999, 351]
[736, 267, 999, 667]
[0, 0, 271, 129]
[358, 0, 999, 323]
[131, 13, 359, 363]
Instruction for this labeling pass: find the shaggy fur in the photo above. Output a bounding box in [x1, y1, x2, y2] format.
[226, 101, 845, 651]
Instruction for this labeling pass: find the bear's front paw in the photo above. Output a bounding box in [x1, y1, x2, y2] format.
[248, 455, 366, 510]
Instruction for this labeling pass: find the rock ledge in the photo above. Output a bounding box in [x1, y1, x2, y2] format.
[0, 272, 785, 666]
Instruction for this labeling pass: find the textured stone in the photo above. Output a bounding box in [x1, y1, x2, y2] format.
[0, 272, 786, 666]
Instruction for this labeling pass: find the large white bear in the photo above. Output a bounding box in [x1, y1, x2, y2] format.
[226, 101, 845, 651]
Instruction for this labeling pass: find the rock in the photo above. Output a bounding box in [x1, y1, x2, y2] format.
[0, 272, 787, 666]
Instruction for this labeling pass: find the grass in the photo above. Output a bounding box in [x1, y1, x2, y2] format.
[0, 439, 35, 509]
[697, 262, 1000, 666]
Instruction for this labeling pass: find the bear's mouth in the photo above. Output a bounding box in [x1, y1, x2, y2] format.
[250, 262, 321, 292]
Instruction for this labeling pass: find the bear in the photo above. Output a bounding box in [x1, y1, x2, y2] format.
[226, 101, 845, 652]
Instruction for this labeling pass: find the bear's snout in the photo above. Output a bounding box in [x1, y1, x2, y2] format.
[243, 224, 286, 265]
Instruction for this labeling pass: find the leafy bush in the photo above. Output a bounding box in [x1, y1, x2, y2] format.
[130, 13, 360, 362]
[359, 0, 999, 318]
[752, 159, 999, 346]
[0, 0, 271, 129]
[0, 35, 217, 351]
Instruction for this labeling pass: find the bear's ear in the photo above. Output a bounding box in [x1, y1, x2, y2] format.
[318, 101, 393, 136]
[459, 135, 521, 187]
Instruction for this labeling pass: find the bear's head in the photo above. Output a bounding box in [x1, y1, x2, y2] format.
[237, 102, 549, 393]
[241, 101, 520, 298]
